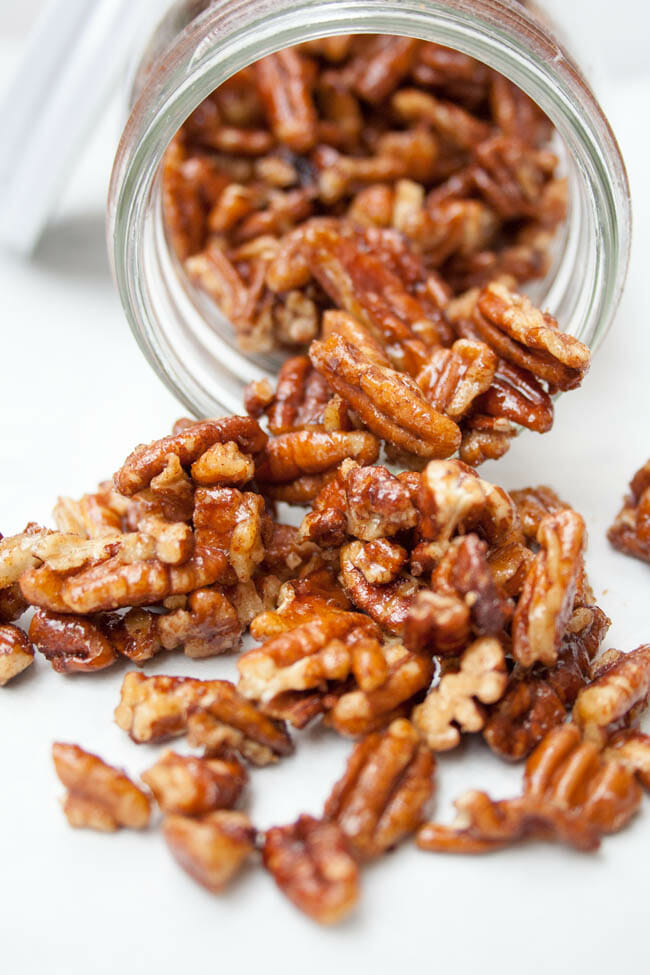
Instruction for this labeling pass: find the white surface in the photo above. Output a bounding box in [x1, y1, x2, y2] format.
[2, 7, 650, 975]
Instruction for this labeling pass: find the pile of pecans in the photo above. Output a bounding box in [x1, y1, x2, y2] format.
[2, 407, 650, 924]
[2, 34, 647, 928]
[162, 35, 589, 469]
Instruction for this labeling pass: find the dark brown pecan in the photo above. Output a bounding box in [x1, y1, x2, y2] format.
[324, 718, 435, 859]
[52, 742, 151, 832]
[29, 609, 120, 674]
[262, 815, 360, 925]
[310, 333, 461, 459]
[432, 534, 511, 636]
[347, 35, 421, 103]
[163, 810, 256, 893]
[607, 460, 650, 563]
[473, 282, 590, 391]
[157, 586, 243, 658]
[418, 723, 641, 854]
[0, 623, 34, 685]
[476, 358, 554, 432]
[392, 87, 491, 150]
[403, 590, 470, 657]
[512, 509, 586, 668]
[573, 644, 650, 746]
[142, 751, 247, 815]
[510, 484, 570, 542]
[261, 355, 333, 434]
[0, 582, 28, 623]
[253, 48, 318, 153]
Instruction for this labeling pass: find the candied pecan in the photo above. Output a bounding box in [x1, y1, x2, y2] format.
[237, 611, 378, 703]
[607, 460, 650, 563]
[262, 815, 360, 925]
[326, 641, 434, 738]
[0, 523, 50, 589]
[29, 609, 120, 674]
[341, 541, 420, 636]
[243, 377, 275, 417]
[347, 35, 420, 103]
[470, 136, 558, 220]
[392, 88, 490, 150]
[403, 590, 470, 657]
[253, 48, 318, 153]
[161, 137, 224, 260]
[249, 568, 350, 640]
[475, 359, 554, 433]
[418, 724, 641, 854]
[126, 454, 195, 525]
[193, 486, 265, 583]
[512, 509, 586, 668]
[114, 416, 267, 496]
[487, 541, 533, 597]
[413, 637, 506, 750]
[604, 730, 650, 789]
[489, 72, 553, 147]
[416, 339, 497, 419]
[52, 743, 151, 832]
[259, 521, 323, 581]
[473, 282, 590, 391]
[510, 484, 570, 542]
[259, 356, 331, 434]
[460, 415, 517, 467]
[190, 441, 255, 486]
[53, 488, 124, 538]
[417, 458, 521, 550]
[0, 582, 27, 623]
[104, 608, 162, 663]
[164, 810, 256, 893]
[0, 624, 34, 686]
[348, 538, 408, 585]
[324, 719, 435, 859]
[310, 333, 461, 459]
[255, 429, 379, 484]
[261, 471, 339, 505]
[573, 645, 650, 746]
[157, 586, 243, 658]
[142, 751, 247, 815]
[431, 534, 511, 636]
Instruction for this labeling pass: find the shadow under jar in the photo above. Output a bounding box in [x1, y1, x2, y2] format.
[108, 0, 630, 421]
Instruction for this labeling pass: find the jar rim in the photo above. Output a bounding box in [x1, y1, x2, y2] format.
[108, 0, 631, 418]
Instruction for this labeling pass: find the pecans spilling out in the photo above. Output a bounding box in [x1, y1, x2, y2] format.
[3, 35, 648, 929]
[162, 34, 590, 469]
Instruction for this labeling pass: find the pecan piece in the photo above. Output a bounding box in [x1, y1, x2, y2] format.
[413, 638, 507, 750]
[459, 415, 517, 467]
[474, 282, 590, 391]
[348, 35, 420, 103]
[512, 509, 586, 668]
[573, 645, 650, 746]
[253, 48, 318, 153]
[310, 333, 461, 459]
[510, 484, 570, 542]
[476, 359, 554, 433]
[392, 87, 490, 150]
[340, 541, 420, 636]
[403, 590, 470, 657]
[52, 743, 151, 832]
[163, 811, 256, 893]
[142, 751, 247, 815]
[607, 460, 650, 563]
[157, 586, 243, 658]
[431, 533, 511, 636]
[326, 641, 434, 738]
[0, 624, 34, 686]
[416, 339, 497, 419]
[324, 719, 435, 859]
[0, 523, 50, 588]
[604, 730, 650, 790]
[262, 815, 360, 925]
[249, 568, 350, 640]
[29, 609, 119, 674]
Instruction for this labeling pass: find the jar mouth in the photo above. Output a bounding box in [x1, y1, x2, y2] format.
[108, 0, 631, 419]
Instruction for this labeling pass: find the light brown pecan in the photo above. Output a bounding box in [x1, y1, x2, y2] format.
[189, 441, 255, 486]
[53, 486, 125, 538]
[262, 815, 360, 925]
[114, 416, 267, 496]
[469, 136, 559, 221]
[474, 282, 590, 391]
[512, 509, 586, 668]
[163, 810, 256, 892]
[249, 568, 350, 640]
[0, 523, 51, 589]
[341, 541, 421, 636]
[326, 641, 434, 738]
[573, 645, 650, 746]
[510, 484, 570, 542]
[348, 538, 408, 585]
[142, 751, 247, 815]
[392, 88, 491, 150]
[253, 48, 318, 153]
[413, 638, 507, 750]
[323, 719, 435, 859]
[486, 541, 534, 597]
[52, 743, 151, 832]
[237, 611, 378, 703]
[607, 460, 650, 563]
[403, 590, 470, 657]
[0, 624, 34, 686]
[255, 429, 379, 485]
[126, 454, 195, 526]
[418, 723, 641, 854]
[416, 339, 497, 419]
[489, 72, 553, 147]
[310, 333, 461, 459]
[458, 415, 517, 467]
[156, 586, 243, 658]
[604, 730, 650, 790]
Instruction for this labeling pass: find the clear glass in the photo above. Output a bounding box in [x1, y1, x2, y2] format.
[108, 0, 631, 418]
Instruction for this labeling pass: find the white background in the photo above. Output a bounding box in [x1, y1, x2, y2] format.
[1, 3, 650, 973]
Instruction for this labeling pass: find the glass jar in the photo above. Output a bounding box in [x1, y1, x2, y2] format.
[107, 0, 631, 418]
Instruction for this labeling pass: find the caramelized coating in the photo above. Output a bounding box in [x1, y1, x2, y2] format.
[262, 815, 360, 925]
[416, 339, 497, 419]
[30, 609, 119, 674]
[573, 645, 650, 746]
[607, 460, 650, 563]
[340, 541, 420, 636]
[163, 810, 256, 892]
[0, 624, 34, 686]
[255, 428, 379, 483]
[52, 743, 151, 832]
[249, 568, 350, 640]
[142, 751, 247, 815]
[512, 510, 586, 667]
[324, 719, 435, 859]
[412, 638, 507, 750]
[418, 724, 642, 854]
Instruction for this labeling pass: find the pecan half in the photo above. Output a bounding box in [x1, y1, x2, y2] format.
[340, 540, 421, 636]
[262, 815, 360, 925]
[324, 718, 435, 859]
[52, 743, 151, 831]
